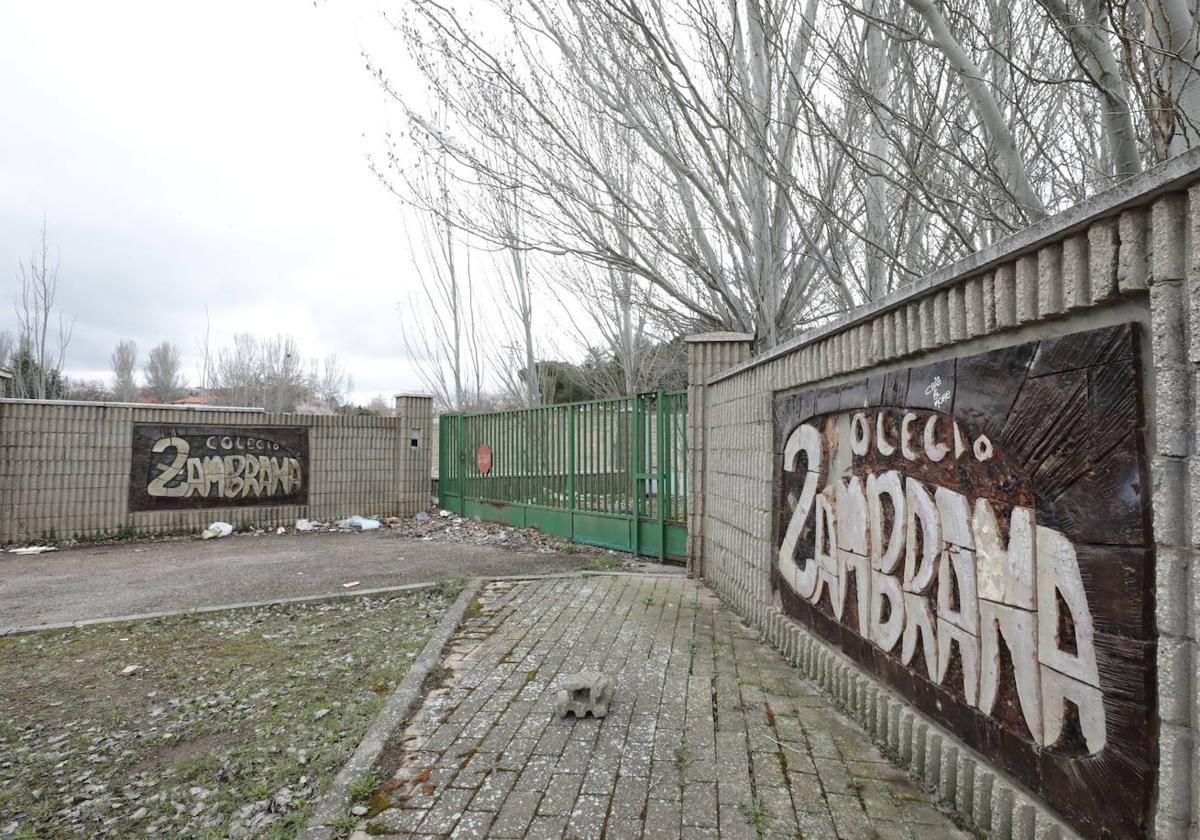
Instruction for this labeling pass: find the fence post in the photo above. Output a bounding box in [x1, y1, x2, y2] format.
[567, 404, 576, 539]
[393, 393, 434, 517]
[685, 333, 753, 579]
[632, 395, 641, 556]
[655, 390, 666, 562]
[456, 412, 466, 513]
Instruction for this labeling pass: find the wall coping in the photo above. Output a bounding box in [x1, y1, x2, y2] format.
[393, 392, 435, 399]
[709, 145, 1200, 386]
[0, 398, 265, 412]
[685, 332, 754, 344]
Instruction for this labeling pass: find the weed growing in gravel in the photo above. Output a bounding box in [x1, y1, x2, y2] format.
[347, 772, 382, 801]
[740, 798, 772, 835]
[328, 812, 360, 837]
[431, 576, 469, 600]
[582, 554, 625, 571]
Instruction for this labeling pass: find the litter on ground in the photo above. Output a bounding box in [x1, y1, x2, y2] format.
[200, 522, 233, 540]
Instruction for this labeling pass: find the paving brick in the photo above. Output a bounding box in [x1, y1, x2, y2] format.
[643, 797, 682, 838]
[416, 787, 473, 834]
[488, 790, 541, 837]
[524, 814, 568, 839]
[350, 575, 961, 840]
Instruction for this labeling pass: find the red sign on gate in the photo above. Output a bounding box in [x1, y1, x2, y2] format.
[476, 443, 493, 474]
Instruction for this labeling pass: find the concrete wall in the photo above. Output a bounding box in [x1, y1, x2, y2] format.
[0, 394, 433, 543]
[689, 149, 1200, 839]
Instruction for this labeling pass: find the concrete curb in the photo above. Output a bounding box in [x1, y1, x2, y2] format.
[0, 581, 455, 637]
[298, 578, 483, 840]
[488, 568, 685, 582]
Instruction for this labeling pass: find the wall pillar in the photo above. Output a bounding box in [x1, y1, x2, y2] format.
[686, 332, 753, 579]
[394, 393, 434, 516]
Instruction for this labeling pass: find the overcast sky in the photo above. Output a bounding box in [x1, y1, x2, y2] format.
[0, 1, 436, 404]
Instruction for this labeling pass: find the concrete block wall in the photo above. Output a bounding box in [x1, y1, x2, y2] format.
[685, 332, 753, 577]
[395, 394, 434, 512]
[0, 395, 434, 543]
[690, 148, 1200, 838]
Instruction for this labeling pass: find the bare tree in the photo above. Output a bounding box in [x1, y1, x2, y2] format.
[196, 305, 215, 390]
[0, 330, 12, 370]
[365, 394, 393, 416]
[63, 377, 112, 402]
[396, 0, 1101, 323]
[213, 334, 306, 412]
[379, 0, 852, 350]
[110, 340, 139, 402]
[210, 334, 347, 412]
[12, 221, 73, 399]
[311, 353, 353, 408]
[144, 341, 184, 403]
[376, 0, 1200, 356]
[387, 146, 486, 412]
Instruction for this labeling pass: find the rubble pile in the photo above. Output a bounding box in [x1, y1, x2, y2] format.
[387, 508, 611, 556]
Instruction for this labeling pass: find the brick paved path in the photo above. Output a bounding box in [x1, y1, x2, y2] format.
[352, 575, 969, 839]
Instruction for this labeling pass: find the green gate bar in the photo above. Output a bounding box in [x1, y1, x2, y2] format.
[436, 391, 687, 562]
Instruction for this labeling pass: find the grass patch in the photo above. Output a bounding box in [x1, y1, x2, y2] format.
[581, 554, 625, 571]
[347, 772, 382, 802]
[739, 798, 772, 836]
[431, 576, 470, 600]
[0, 589, 454, 839]
[327, 812, 360, 837]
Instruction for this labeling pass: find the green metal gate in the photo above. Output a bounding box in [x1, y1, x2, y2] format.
[438, 391, 687, 562]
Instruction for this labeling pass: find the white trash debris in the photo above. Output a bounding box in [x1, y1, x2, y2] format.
[7, 545, 58, 555]
[120, 665, 142, 676]
[294, 518, 319, 531]
[342, 581, 360, 589]
[439, 509, 453, 518]
[338, 516, 381, 530]
[275, 526, 287, 535]
[200, 522, 234, 539]
[414, 511, 431, 522]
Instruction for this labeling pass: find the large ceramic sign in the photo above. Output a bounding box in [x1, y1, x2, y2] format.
[772, 323, 1153, 839]
[129, 425, 309, 510]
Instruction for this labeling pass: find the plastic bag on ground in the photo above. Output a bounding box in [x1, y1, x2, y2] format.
[201, 522, 234, 539]
[338, 515, 381, 530]
[295, 518, 316, 531]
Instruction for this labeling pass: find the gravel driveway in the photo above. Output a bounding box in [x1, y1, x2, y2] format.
[0, 528, 641, 630]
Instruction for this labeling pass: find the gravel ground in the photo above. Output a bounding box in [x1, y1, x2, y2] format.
[0, 585, 460, 840]
[0, 511, 646, 629]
